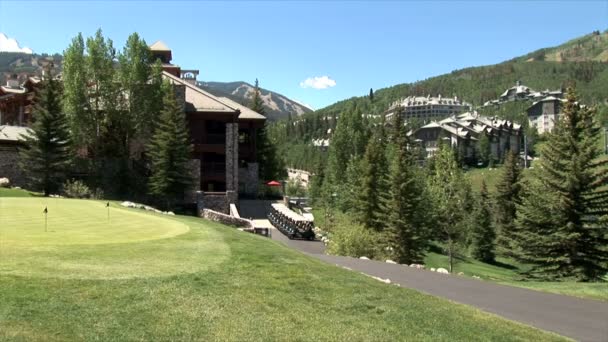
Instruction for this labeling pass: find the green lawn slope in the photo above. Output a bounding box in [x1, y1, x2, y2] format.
[0, 197, 567, 341]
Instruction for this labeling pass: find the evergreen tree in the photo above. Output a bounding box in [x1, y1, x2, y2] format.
[428, 144, 471, 273]
[514, 87, 608, 281]
[369, 88, 374, 102]
[477, 133, 491, 166]
[383, 110, 430, 264]
[20, 71, 71, 196]
[355, 113, 388, 230]
[256, 122, 285, 182]
[470, 181, 496, 262]
[250, 78, 266, 116]
[495, 151, 521, 256]
[148, 83, 193, 208]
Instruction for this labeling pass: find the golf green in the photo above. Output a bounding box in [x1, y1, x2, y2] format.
[0, 198, 230, 280]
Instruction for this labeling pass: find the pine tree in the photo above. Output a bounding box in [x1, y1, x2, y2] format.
[148, 83, 193, 208]
[355, 113, 388, 230]
[250, 78, 266, 116]
[428, 144, 471, 273]
[514, 87, 608, 281]
[470, 181, 496, 262]
[20, 71, 71, 196]
[383, 110, 430, 264]
[256, 122, 284, 182]
[369, 88, 374, 102]
[495, 151, 521, 256]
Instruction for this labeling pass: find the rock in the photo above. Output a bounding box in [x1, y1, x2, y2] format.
[385, 260, 397, 264]
[457, 272, 464, 276]
[409, 263, 425, 269]
[369, 275, 391, 284]
[167, 211, 175, 216]
[436, 268, 449, 274]
[121, 201, 138, 208]
[473, 275, 481, 279]
[359, 256, 370, 260]
[430, 268, 436, 272]
[0, 178, 10, 187]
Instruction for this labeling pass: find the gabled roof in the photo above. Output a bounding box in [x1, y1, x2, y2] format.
[161, 71, 238, 114]
[149, 41, 171, 51]
[218, 97, 266, 120]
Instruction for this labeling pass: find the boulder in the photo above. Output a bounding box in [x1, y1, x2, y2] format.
[0, 178, 10, 187]
[359, 256, 370, 260]
[436, 268, 449, 274]
[385, 260, 397, 264]
[430, 268, 436, 272]
[457, 272, 465, 276]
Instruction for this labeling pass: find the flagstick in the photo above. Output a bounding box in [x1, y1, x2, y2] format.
[106, 202, 110, 222]
[44, 206, 48, 232]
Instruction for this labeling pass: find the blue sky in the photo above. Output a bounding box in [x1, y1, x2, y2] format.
[0, 1, 606, 110]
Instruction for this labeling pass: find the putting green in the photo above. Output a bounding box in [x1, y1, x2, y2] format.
[0, 198, 230, 280]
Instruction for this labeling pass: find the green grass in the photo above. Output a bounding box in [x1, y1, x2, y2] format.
[424, 251, 608, 302]
[0, 198, 568, 341]
[0, 187, 37, 197]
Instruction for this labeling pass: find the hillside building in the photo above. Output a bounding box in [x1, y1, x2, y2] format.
[410, 111, 522, 164]
[385, 95, 471, 122]
[526, 96, 565, 134]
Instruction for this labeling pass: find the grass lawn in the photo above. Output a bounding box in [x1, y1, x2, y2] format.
[0, 197, 568, 341]
[0, 187, 37, 197]
[424, 250, 608, 302]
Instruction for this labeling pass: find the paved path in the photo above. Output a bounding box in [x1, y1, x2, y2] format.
[240, 200, 608, 341]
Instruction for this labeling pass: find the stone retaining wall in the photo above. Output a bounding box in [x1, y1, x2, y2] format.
[201, 208, 253, 228]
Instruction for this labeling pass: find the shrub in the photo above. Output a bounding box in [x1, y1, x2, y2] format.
[62, 179, 92, 199]
[326, 220, 383, 259]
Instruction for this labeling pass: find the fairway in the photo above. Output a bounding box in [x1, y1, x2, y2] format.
[0, 198, 229, 279]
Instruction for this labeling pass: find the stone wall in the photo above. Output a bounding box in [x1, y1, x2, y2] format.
[225, 122, 238, 191]
[238, 162, 259, 196]
[201, 208, 253, 228]
[0, 145, 26, 187]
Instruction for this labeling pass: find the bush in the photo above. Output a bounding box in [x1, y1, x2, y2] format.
[286, 178, 307, 197]
[62, 179, 92, 199]
[326, 220, 383, 259]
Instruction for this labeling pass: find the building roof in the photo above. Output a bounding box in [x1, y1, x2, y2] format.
[391, 95, 470, 109]
[149, 41, 171, 51]
[218, 97, 266, 120]
[0, 125, 30, 142]
[161, 71, 238, 114]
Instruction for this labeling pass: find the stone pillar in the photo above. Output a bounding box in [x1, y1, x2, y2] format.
[184, 159, 201, 203]
[225, 122, 239, 192]
[173, 84, 186, 112]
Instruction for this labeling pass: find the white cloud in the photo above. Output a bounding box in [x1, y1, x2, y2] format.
[299, 76, 336, 89]
[0, 33, 33, 54]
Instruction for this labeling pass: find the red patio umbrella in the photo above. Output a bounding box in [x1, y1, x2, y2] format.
[267, 180, 281, 186]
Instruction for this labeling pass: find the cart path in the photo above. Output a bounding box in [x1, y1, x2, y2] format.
[269, 227, 608, 342]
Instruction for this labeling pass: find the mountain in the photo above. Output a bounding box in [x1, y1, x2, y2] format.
[517, 30, 608, 63]
[0, 52, 63, 84]
[310, 30, 608, 121]
[197, 81, 313, 121]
